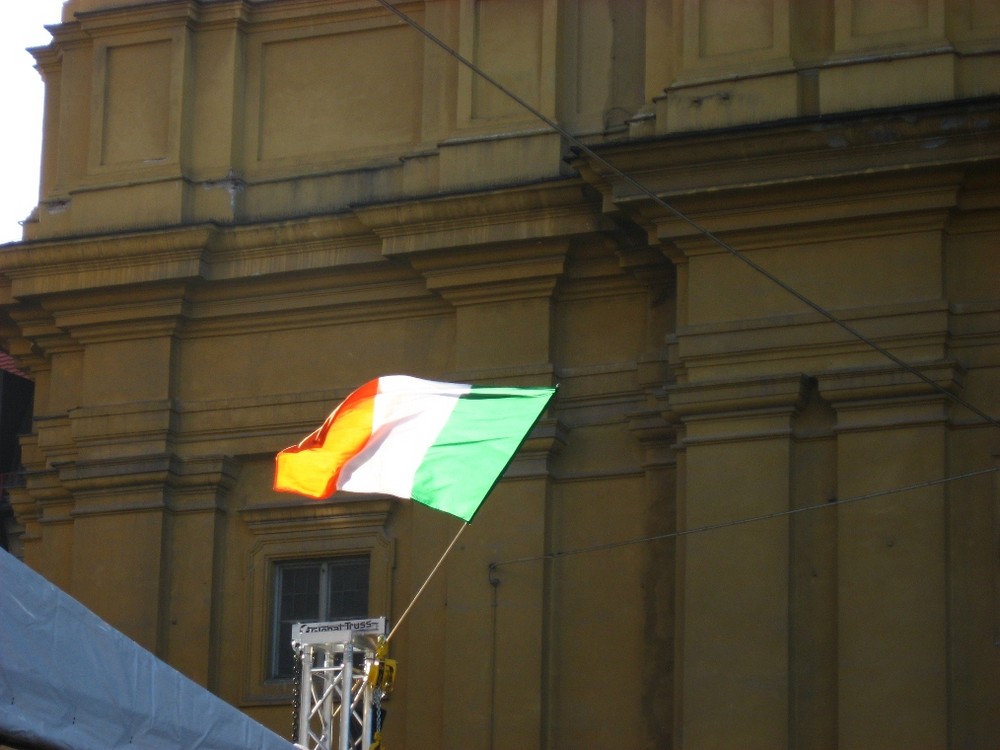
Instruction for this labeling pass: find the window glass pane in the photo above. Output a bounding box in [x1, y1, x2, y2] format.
[272, 563, 322, 679]
[324, 556, 370, 619]
[281, 564, 321, 620]
[270, 555, 370, 680]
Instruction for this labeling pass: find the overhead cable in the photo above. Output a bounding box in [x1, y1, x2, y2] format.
[373, 0, 1000, 432]
[373, 2, 1000, 575]
[489, 466, 999, 569]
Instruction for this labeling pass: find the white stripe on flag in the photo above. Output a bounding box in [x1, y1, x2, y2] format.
[338, 377, 471, 498]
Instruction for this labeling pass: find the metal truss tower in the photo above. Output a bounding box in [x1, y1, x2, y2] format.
[292, 618, 393, 750]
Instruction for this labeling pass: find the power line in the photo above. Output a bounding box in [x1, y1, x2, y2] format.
[489, 466, 999, 570]
[373, 0, 1000, 432]
[373, 2, 1000, 576]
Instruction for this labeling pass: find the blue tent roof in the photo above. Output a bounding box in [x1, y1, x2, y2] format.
[0, 547, 296, 750]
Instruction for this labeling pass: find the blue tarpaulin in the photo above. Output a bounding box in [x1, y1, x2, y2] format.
[0, 547, 296, 750]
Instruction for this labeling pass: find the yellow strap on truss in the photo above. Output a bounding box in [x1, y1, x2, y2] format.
[368, 637, 398, 694]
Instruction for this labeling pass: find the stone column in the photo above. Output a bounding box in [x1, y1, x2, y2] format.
[412, 240, 564, 750]
[355, 184, 601, 749]
[629, 409, 678, 747]
[819, 369, 956, 750]
[669, 374, 809, 748]
[161, 456, 239, 688]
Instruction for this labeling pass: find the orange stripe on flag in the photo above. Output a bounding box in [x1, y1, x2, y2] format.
[273, 378, 379, 499]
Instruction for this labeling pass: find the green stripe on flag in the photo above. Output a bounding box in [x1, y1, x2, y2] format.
[410, 385, 555, 522]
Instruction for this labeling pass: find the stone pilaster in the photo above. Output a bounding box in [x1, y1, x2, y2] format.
[818, 366, 960, 750]
[628, 409, 678, 747]
[161, 455, 240, 688]
[668, 374, 810, 748]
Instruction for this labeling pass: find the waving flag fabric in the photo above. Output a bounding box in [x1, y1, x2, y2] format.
[274, 375, 555, 522]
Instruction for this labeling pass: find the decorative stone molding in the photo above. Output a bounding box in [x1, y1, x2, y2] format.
[627, 408, 677, 471]
[240, 495, 396, 536]
[0, 227, 211, 297]
[502, 418, 567, 480]
[668, 372, 812, 420]
[355, 181, 612, 257]
[239, 494, 395, 704]
[815, 360, 964, 408]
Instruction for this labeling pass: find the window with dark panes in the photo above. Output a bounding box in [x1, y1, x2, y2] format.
[270, 555, 370, 679]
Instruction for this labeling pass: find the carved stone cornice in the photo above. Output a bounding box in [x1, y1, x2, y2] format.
[69, 399, 179, 458]
[503, 418, 567, 480]
[673, 300, 951, 384]
[815, 360, 964, 407]
[11, 451, 242, 534]
[240, 495, 396, 534]
[600, 220, 676, 302]
[572, 99, 1000, 219]
[407, 241, 569, 306]
[0, 226, 212, 298]
[1, 213, 405, 304]
[28, 41, 64, 77]
[7, 304, 79, 360]
[627, 409, 678, 470]
[222, 0, 417, 33]
[651, 171, 961, 255]
[668, 373, 812, 420]
[15, 469, 70, 508]
[667, 374, 813, 449]
[201, 212, 387, 281]
[354, 180, 613, 257]
[73, 0, 201, 33]
[58, 453, 176, 497]
[32, 416, 77, 469]
[8, 486, 44, 546]
[46, 285, 191, 344]
[165, 455, 241, 514]
[51, 452, 242, 517]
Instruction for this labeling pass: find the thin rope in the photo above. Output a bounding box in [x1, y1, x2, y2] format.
[489, 466, 998, 570]
[373, 0, 1000, 432]
[386, 521, 468, 642]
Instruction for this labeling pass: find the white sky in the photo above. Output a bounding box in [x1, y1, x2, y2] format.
[1, 1, 67, 245]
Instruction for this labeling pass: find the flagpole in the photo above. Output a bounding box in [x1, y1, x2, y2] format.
[387, 522, 469, 643]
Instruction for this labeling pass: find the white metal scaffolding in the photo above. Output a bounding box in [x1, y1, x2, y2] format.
[292, 618, 390, 750]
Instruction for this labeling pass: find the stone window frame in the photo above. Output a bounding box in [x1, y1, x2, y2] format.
[240, 496, 394, 704]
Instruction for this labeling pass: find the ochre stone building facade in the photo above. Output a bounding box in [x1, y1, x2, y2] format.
[2, 1, 999, 747]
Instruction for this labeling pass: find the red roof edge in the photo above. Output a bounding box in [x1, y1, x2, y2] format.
[0, 352, 30, 380]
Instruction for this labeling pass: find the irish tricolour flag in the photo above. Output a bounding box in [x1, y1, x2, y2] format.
[274, 376, 555, 522]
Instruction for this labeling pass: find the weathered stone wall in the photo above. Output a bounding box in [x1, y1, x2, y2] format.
[2, 1, 999, 747]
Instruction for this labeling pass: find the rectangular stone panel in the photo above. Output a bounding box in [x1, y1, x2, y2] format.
[834, 414, 948, 748]
[255, 26, 420, 162]
[699, 0, 775, 57]
[850, 0, 929, 36]
[834, 0, 944, 52]
[679, 0, 791, 74]
[100, 40, 172, 165]
[469, 0, 542, 120]
[679, 432, 793, 748]
[951, 0, 1000, 53]
[971, 0, 1000, 27]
